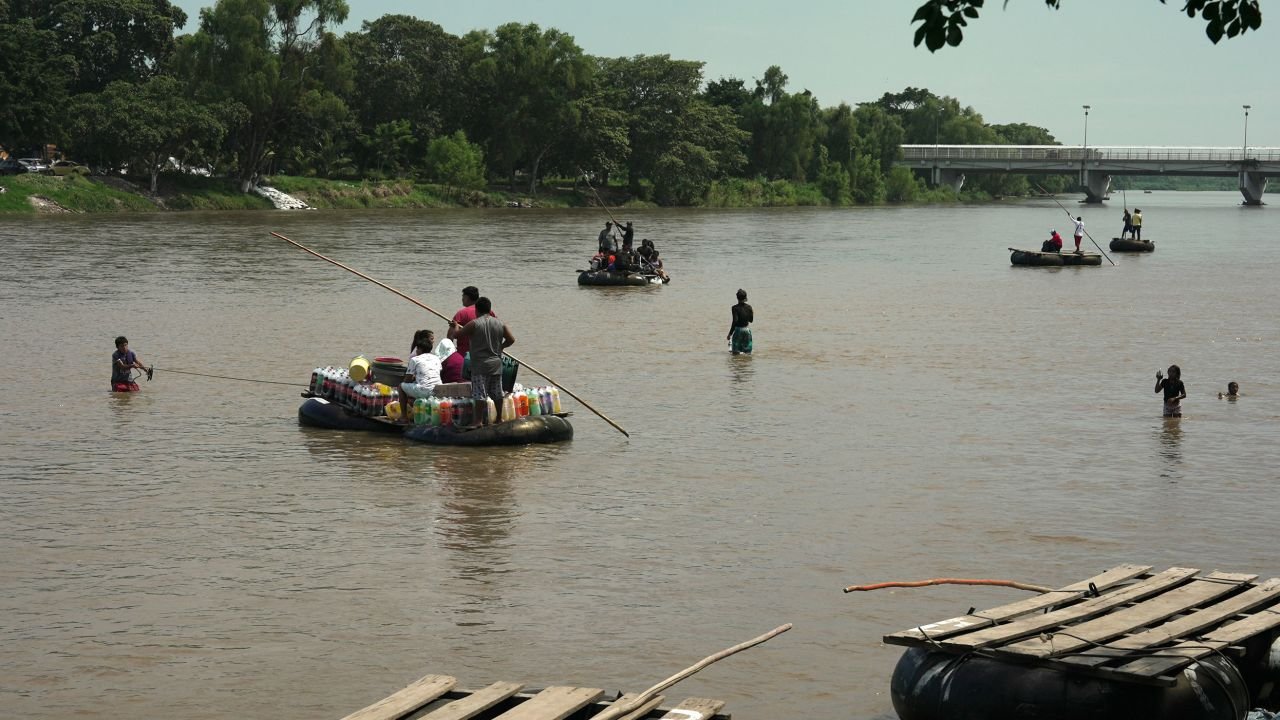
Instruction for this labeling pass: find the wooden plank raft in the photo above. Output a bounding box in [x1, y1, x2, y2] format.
[339, 675, 730, 720]
[883, 565, 1280, 687]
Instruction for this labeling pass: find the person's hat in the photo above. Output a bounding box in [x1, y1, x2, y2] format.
[1050, 228, 1055, 233]
[605, 221, 612, 226]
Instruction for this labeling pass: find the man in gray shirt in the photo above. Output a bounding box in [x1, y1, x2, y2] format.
[449, 296, 515, 426]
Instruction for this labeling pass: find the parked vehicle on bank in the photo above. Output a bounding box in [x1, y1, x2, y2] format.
[17, 158, 48, 173]
[0, 159, 24, 175]
[45, 160, 90, 176]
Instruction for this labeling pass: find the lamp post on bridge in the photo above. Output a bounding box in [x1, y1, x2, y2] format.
[1243, 104, 1251, 157]
[1082, 104, 1090, 186]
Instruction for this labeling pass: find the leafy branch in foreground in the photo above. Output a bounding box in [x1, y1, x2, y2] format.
[911, 0, 1261, 51]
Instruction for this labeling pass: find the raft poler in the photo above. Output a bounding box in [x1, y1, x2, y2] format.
[728, 289, 753, 355]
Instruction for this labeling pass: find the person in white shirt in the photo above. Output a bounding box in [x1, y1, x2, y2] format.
[1072, 216, 1085, 253]
[399, 329, 442, 424]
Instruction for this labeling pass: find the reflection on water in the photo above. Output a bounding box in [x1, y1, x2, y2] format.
[2, 195, 1279, 720]
[1157, 416, 1184, 480]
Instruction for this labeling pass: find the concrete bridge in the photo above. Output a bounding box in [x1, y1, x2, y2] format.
[899, 145, 1280, 205]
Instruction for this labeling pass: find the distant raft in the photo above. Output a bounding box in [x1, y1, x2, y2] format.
[1109, 237, 1155, 252]
[1009, 248, 1103, 266]
[577, 270, 665, 286]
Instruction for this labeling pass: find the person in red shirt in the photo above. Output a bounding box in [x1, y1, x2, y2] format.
[1041, 229, 1063, 253]
[447, 286, 480, 354]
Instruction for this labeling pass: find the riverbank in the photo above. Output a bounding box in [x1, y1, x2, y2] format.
[1, 172, 967, 214]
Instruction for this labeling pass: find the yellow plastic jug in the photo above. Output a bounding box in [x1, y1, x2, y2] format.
[349, 355, 370, 382]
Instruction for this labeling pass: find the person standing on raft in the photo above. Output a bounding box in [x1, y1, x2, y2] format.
[727, 289, 753, 355]
[1071, 216, 1085, 253]
[450, 296, 514, 427]
[1131, 208, 1144, 241]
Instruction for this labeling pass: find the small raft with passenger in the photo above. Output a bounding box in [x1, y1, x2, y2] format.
[1009, 247, 1103, 266]
[1109, 237, 1155, 252]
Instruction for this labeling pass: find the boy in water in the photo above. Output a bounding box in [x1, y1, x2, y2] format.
[111, 336, 151, 392]
[1219, 381, 1240, 399]
[1154, 365, 1187, 417]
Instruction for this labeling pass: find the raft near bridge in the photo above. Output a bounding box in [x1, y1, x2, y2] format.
[899, 145, 1280, 205]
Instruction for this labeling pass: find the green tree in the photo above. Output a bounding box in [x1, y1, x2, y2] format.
[911, 0, 1261, 51]
[67, 76, 226, 191]
[30, 0, 188, 94]
[468, 23, 593, 194]
[175, 0, 349, 191]
[342, 15, 462, 143]
[425, 130, 486, 193]
[0, 15, 73, 151]
[742, 66, 822, 181]
[358, 120, 416, 177]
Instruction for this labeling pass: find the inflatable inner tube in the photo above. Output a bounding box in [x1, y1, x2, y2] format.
[578, 270, 661, 286]
[404, 415, 573, 446]
[298, 397, 402, 433]
[1110, 237, 1156, 252]
[890, 646, 1247, 720]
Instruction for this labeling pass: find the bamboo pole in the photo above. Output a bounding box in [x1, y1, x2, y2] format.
[591, 624, 792, 720]
[843, 578, 1052, 594]
[270, 231, 629, 437]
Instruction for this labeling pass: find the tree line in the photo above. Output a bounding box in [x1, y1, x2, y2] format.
[0, 1, 1074, 203]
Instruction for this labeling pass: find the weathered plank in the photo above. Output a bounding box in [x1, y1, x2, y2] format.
[493, 686, 604, 720]
[1116, 603, 1280, 679]
[1058, 577, 1280, 672]
[340, 674, 458, 720]
[937, 567, 1200, 651]
[419, 682, 525, 720]
[995, 571, 1256, 659]
[596, 692, 667, 720]
[883, 564, 1152, 647]
[655, 698, 727, 720]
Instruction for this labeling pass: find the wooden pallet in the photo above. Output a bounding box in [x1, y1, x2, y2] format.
[339, 674, 730, 720]
[883, 565, 1280, 687]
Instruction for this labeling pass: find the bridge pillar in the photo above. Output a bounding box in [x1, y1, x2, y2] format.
[932, 168, 965, 193]
[1240, 170, 1268, 205]
[1080, 171, 1112, 203]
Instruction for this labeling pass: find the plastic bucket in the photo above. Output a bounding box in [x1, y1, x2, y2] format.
[370, 357, 406, 385]
[349, 355, 370, 382]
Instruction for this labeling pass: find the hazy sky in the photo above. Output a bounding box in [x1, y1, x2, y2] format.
[172, 1, 1276, 148]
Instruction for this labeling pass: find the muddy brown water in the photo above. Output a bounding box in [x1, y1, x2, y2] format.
[2, 193, 1278, 718]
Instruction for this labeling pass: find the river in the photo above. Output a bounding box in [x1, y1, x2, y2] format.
[1, 192, 1278, 719]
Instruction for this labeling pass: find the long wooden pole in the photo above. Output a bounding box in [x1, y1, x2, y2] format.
[580, 169, 624, 235]
[590, 624, 792, 720]
[270, 231, 630, 437]
[1035, 184, 1116, 266]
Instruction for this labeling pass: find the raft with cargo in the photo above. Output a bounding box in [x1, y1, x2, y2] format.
[1110, 237, 1156, 252]
[577, 269, 664, 286]
[1009, 247, 1103, 266]
[298, 355, 572, 446]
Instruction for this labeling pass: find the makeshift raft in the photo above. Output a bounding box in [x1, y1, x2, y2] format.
[1110, 237, 1156, 252]
[1009, 247, 1103, 266]
[299, 396, 573, 446]
[885, 564, 1280, 720]
[339, 674, 729, 720]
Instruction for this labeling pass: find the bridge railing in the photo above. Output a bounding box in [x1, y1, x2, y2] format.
[901, 145, 1280, 162]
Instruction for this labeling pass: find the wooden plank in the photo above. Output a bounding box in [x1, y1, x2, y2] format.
[884, 564, 1152, 646]
[1116, 603, 1280, 679]
[654, 698, 727, 720]
[494, 686, 604, 720]
[594, 692, 666, 720]
[1059, 577, 1280, 670]
[341, 675, 458, 720]
[937, 567, 1200, 651]
[995, 571, 1256, 659]
[419, 682, 525, 720]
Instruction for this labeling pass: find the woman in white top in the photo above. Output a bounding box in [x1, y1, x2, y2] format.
[399, 329, 442, 424]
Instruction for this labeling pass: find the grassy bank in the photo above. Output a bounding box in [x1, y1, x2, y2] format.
[2, 171, 1018, 215]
